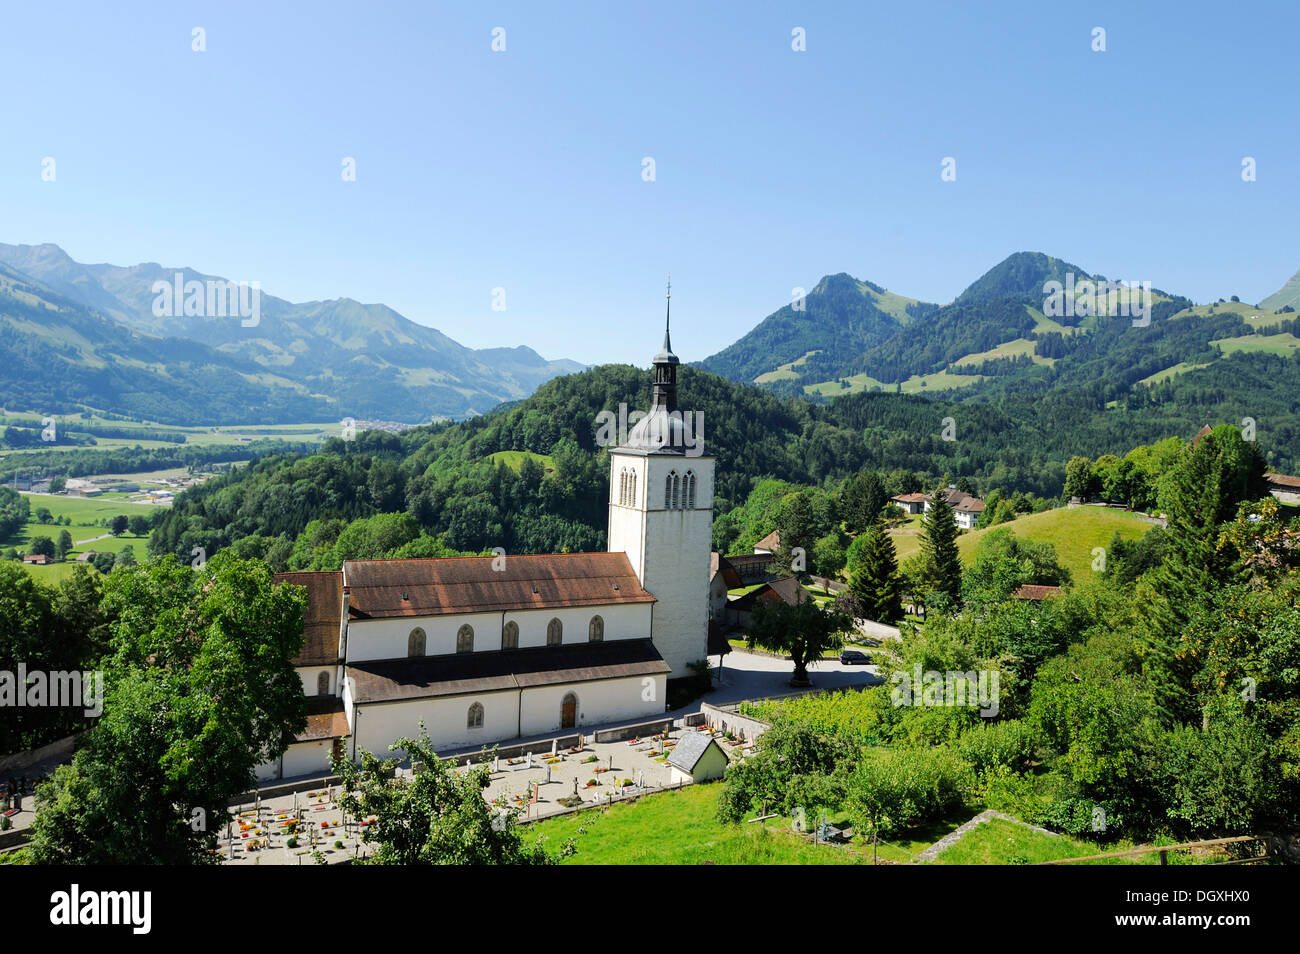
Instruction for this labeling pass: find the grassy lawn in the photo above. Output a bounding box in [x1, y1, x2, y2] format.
[950, 337, 1055, 368]
[887, 506, 1153, 579]
[754, 350, 822, 385]
[527, 783, 862, 865]
[486, 450, 556, 472]
[804, 368, 985, 398]
[1212, 332, 1300, 356]
[1138, 361, 1211, 386]
[3, 494, 161, 578]
[930, 818, 1209, 865]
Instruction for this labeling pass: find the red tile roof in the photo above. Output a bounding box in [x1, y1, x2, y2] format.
[754, 530, 781, 552]
[297, 698, 349, 742]
[273, 571, 344, 666]
[1266, 472, 1300, 490]
[342, 552, 655, 619]
[347, 638, 670, 703]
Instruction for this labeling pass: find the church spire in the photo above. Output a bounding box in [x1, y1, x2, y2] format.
[651, 274, 679, 410]
[663, 274, 672, 354]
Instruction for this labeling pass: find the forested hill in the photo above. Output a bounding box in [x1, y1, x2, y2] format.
[149, 362, 1299, 564]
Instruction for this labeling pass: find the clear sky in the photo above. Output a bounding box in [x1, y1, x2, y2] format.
[2, 1, 1297, 365]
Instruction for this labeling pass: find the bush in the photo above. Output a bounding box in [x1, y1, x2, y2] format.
[955, 720, 1037, 773]
[286, 836, 298, 848]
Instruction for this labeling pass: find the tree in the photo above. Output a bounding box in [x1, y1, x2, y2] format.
[1142, 425, 1269, 720]
[55, 529, 73, 562]
[846, 746, 971, 863]
[847, 521, 902, 623]
[114, 545, 137, 569]
[335, 729, 572, 865]
[1064, 456, 1096, 501]
[91, 551, 116, 574]
[34, 507, 52, 524]
[48, 476, 66, 493]
[748, 597, 848, 687]
[127, 514, 150, 537]
[27, 535, 56, 558]
[920, 490, 962, 607]
[109, 514, 129, 536]
[841, 470, 887, 533]
[27, 554, 307, 864]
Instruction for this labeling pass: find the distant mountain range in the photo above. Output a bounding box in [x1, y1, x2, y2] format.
[698, 252, 1300, 409]
[0, 243, 584, 424]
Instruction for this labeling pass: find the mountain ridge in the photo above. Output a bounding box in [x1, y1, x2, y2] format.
[0, 243, 585, 422]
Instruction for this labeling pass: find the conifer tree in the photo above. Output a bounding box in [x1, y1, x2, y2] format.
[848, 520, 902, 622]
[920, 488, 962, 607]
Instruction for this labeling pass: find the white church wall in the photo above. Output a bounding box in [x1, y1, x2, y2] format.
[506, 603, 651, 650]
[295, 664, 337, 698]
[641, 455, 714, 677]
[519, 674, 665, 737]
[344, 603, 652, 664]
[608, 452, 648, 579]
[344, 610, 491, 662]
[350, 688, 521, 759]
[283, 739, 333, 779]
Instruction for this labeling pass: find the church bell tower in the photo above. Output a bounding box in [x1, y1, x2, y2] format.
[606, 279, 715, 678]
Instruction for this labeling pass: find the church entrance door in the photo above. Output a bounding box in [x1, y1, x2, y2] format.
[561, 693, 577, 729]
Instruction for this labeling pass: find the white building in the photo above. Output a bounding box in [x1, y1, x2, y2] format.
[259, 313, 713, 780]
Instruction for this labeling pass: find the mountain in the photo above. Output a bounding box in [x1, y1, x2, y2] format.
[0, 262, 338, 423]
[951, 251, 1088, 304]
[0, 243, 585, 422]
[1261, 268, 1300, 312]
[697, 273, 938, 384]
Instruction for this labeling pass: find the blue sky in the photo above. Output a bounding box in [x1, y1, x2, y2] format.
[2, 1, 1297, 365]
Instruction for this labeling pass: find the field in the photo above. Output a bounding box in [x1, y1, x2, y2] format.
[527, 783, 861, 865]
[3, 493, 161, 580]
[930, 818, 1207, 865]
[1211, 332, 1300, 356]
[888, 505, 1154, 578]
[804, 368, 985, 398]
[754, 350, 822, 385]
[1137, 361, 1211, 386]
[486, 450, 556, 472]
[0, 413, 342, 454]
[523, 776, 1203, 865]
[950, 336, 1055, 368]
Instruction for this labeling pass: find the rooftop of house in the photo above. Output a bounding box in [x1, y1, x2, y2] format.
[346, 638, 670, 704]
[340, 552, 656, 620]
[666, 731, 724, 773]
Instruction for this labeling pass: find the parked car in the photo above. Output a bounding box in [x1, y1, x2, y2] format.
[839, 649, 872, 665]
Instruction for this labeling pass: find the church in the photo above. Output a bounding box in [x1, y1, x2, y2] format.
[257, 310, 715, 781]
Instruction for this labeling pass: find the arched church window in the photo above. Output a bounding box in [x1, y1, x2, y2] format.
[502, 620, 518, 650]
[619, 469, 628, 505]
[665, 472, 673, 508]
[408, 627, 426, 657]
[547, 617, 563, 646]
[467, 702, 484, 729]
[686, 471, 696, 509]
[317, 671, 330, 696]
[456, 624, 474, 654]
[629, 470, 636, 505]
[589, 615, 604, 642]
